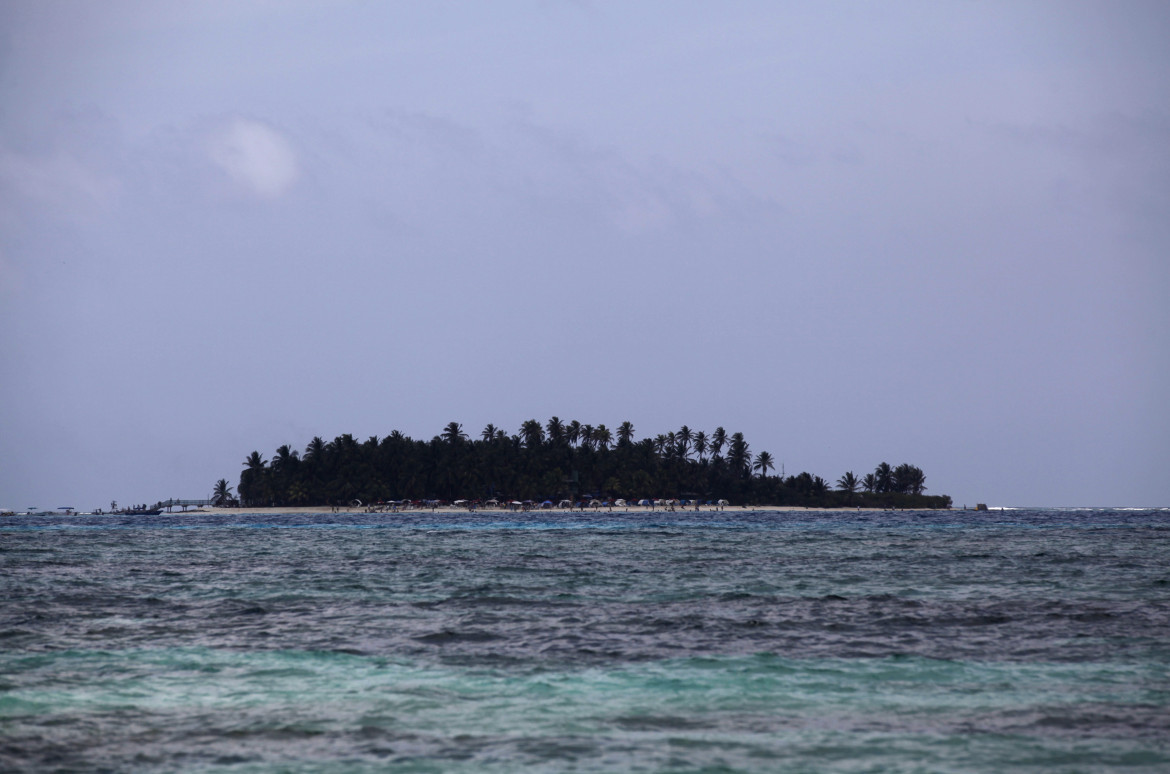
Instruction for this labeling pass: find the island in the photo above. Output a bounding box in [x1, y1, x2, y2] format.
[215, 419, 952, 511]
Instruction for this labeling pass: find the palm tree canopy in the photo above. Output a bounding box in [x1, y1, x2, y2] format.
[728, 433, 751, 475]
[546, 416, 565, 444]
[304, 436, 326, 462]
[753, 451, 775, 477]
[520, 419, 545, 449]
[693, 431, 708, 460]
[272, 445, 298, 472]
[711, 427, 727, 455]
[442, 422, 467, 444]
[212, 478, 234, 506]
[224, 418, 947, 508]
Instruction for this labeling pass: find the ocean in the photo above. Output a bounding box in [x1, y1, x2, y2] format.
[2, 508, 1167, 773]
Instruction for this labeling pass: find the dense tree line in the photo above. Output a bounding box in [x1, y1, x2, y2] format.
[227, 419, 951, 509]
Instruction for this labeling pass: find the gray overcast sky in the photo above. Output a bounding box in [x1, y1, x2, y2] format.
[2, 1, 1167, 509]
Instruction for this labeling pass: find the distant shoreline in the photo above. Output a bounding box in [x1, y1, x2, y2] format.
[172, 504, 947, 516]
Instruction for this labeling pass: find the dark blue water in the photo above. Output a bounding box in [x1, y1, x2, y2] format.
[3, 508, 1168, 772]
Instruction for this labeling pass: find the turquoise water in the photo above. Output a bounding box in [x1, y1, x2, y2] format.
[2, 509, 1168, 772]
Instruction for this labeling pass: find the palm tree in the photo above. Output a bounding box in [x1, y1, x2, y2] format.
[546, 416, 565, 445]
[677, 426, 692, 459]
[893, 463, 926, 495]
[481, 423, 497, 442]
[212, 478, 235, 507]
[244, 451, 266, 471]
[580, 424, 595, 450]
[566, 420, 582, 447]
[753, 451, 775, 478]
[710, 427, 727, 458]
[693, 431, 708, 462]
[837, 471, 859, 494]
[593, 424, 612, 451]
[862, 473, 877, 493]
[239, 451, 268, 506]
[272, 444, 299, 473]
[653, 434, 668, 456]
[727, 432, 751, 476]
[811, 475, 829, 495]
[334, 433, 359, 472]
[874, 462, 893, 493]
[268, 445, 301, 506]
[303, 436, 326, 464]
[617, 421, 635, 447]
[442, 421, 467, 444]
[520, 419, 544, 449]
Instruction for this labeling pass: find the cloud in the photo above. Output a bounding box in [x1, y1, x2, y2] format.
[0, 146, 121, 218]
[207, 118, 299, 198]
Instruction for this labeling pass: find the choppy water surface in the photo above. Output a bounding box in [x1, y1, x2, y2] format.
[2, 508, 1168, 772]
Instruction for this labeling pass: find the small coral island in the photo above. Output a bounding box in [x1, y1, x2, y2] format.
[217, 419, 952, 510]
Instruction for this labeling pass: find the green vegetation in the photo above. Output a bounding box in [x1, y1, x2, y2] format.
[231, 418, 951, 509]
[211, 478, 237, 507]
